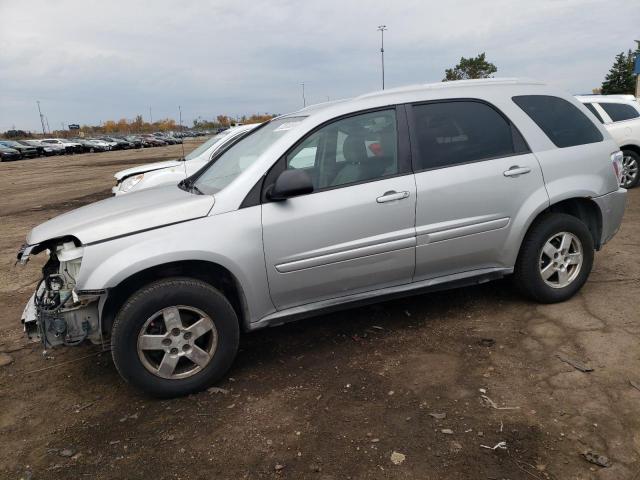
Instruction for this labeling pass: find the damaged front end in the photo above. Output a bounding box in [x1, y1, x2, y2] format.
[18, 240, 103, 348]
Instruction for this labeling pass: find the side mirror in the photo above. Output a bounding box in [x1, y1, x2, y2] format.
[269, 169, 314, 201]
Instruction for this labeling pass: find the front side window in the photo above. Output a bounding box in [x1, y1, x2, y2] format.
[410, 101, 522, 170]
[195, 117, 305, 195]
[285, 109, 398, 189]
[598, 102, 640, 122]
[513, 95, 603, 148]
[583, 103, 605, 123]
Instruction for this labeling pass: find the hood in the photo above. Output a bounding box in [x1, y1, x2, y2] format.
[114, 159, 183, 180]
[27, 185, 214, 245]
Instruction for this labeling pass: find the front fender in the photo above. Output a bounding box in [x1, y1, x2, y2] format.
[77, 209, 275, 324]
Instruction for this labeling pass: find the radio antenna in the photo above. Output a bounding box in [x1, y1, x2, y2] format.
[179, 105, 186, 160]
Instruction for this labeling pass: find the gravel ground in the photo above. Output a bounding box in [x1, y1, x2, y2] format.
[0, 141, 638, 479]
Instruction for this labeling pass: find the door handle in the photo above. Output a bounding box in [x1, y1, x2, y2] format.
[503, 166, 531, 177]
[376, 190, 410, 203]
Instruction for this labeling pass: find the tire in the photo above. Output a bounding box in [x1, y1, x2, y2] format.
[514, 213, 594, 304]
[111, 277, 240, 398]
[621, 150, 639, 189]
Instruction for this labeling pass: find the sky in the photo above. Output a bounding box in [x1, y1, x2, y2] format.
[1, 0, 639, 132]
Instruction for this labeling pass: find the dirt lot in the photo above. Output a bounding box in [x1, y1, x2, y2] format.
[0, 141, 639, 480]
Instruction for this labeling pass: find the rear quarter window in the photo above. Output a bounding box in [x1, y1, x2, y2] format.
[513, 95, 603, 148]
[598, 102, 640, 122]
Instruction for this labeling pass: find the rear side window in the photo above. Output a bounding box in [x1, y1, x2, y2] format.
[583, 103, 604, 123]
[513, 95, 603, 148]
[598, 102, 640, 122]
[410, 101, 527, 170]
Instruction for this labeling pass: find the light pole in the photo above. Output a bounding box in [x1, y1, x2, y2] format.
[36, 100, 46, 135]
[301, 82, 306, 107]
[377, 25, 387, 90]
[149, 106, 153, 124]
[635, 40, 640, 99]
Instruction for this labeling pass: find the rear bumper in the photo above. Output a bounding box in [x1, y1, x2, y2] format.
[593, 188, 627, 247]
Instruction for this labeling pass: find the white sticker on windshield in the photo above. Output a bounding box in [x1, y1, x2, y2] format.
[273, 122, 299, 132]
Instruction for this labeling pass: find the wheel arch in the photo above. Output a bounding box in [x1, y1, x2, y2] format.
[520, 197, 603, 253]
[100, 260, 250, 338]
[620, 144, 640, 156]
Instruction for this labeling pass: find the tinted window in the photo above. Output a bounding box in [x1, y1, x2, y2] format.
[583, 103, 604, 123]
[513, 95, 603, 148]
[598, 102, 640, 122]
[286, 110, 398, 189]
[410, 101, 522, 170]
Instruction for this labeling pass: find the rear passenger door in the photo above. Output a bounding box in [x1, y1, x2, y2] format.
[407, 100, 548, 281]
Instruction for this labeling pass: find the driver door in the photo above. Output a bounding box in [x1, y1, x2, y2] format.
[261, 108, 417, 310]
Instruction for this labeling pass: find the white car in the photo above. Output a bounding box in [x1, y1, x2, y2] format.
[24, 139, 65, 155]
[577, 94, 640, 188]
[112, 124, 259, 195]
[41, 138, 82, 154]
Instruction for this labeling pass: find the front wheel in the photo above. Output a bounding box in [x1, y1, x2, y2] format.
[111, 278, 240, 397]
[514, 213, 594, 303]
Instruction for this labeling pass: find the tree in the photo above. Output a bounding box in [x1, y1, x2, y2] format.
[443, 53, 497, 81]
[601, 49, 638, 95]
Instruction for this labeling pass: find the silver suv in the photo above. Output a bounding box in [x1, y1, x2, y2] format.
[18, 78, 627, 397]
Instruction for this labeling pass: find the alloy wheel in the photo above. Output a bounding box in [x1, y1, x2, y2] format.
[137, 305, 218, 380]
[538, 232, 583, 288]
[621, 154, 638, 188]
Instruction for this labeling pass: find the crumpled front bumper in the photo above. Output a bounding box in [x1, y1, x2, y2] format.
[21, 284, 104, 347]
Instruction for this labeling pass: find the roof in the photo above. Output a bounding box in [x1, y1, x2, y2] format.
[575, 94, 638, 104]
[356, 77, 544, 100]
[284, 77, 547, 119]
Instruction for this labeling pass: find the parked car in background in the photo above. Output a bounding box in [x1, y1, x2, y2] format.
[153, 133, 179, 145]
[18, 79, 626, 397]
[577, 94, 640, 188]
[141, 134, 167, 147]
[41, 138, 77, 154]
[18, 140, 56, 156]
[60, 139, 84, 153]
[122, 136, 143, 149]
[25, 139, 66, 155]
[0, 145, 21, 161]
[101, 136, 131, 150]
[71, 138, 99, 153]
[113, 124, 258, 194]
[87, 139, 112, 151]
[0, 140, 39, 158]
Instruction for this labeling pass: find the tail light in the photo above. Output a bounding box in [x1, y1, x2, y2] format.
[611, 151, 623, 185]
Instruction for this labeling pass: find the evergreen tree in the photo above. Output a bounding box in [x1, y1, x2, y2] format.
[443, 53, 497, 81]
[601, 49, 638, 95]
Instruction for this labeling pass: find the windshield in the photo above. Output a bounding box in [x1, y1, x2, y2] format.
[184, 130, 232, 161]
[195, 117, 305, 195]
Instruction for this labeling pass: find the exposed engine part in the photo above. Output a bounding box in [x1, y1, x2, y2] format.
[22, 241, 102, 347]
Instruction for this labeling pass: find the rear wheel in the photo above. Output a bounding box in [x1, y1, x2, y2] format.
[111, 277, 240, 397]
[514, 213, 594, 303]
[621, 150, 639, 189]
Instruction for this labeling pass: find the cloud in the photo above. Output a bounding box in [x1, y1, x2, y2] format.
[0, 0, 638, 131]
